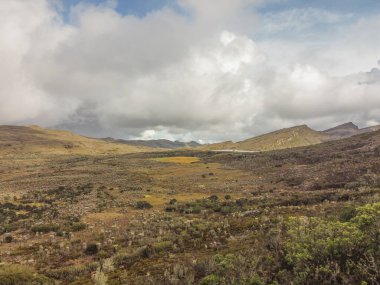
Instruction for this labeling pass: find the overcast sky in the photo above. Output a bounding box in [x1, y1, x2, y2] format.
[1, 0, 380, 142]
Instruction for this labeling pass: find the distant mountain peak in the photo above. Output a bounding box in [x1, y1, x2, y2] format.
[103, 137, 201, 149]
[324, 122, 359, 132]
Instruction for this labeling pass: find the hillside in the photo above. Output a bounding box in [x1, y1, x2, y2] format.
[0, 125, 153, 156]
[358, 124, 380, 134]
[103, 137, 201, 149]
[322, 122, 380, 138]
[201, 125, 331, 151]
[200, 122, 380, 152]
[322, 122, 360, 138]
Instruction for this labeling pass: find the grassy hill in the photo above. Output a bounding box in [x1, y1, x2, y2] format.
[201, 125, 331, 151]
[0, 125, 153, 155]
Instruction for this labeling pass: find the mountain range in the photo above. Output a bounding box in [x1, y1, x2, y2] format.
[102, 137, 200, 149]
[199, 122, 380, 152]
[1, 122, 379, 155]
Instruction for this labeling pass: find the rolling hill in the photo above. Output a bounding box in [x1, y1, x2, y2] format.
[0, 125, 153, 156]
[200, 125, 331, 152]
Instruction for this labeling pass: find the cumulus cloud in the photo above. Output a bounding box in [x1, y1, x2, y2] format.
[0, 0, 379, 141]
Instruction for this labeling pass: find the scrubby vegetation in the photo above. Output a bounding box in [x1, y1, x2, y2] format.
[0, 131, 379, 284]
[0, 264, 52, 285]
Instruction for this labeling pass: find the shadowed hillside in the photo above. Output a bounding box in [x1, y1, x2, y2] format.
[322, 122, 380, 139]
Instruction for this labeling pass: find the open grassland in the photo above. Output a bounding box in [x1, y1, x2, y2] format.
[0, 131, 380, 284]
[151, 156, 201, 164]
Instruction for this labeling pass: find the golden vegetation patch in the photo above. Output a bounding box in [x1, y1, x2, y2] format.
[152, 156, 200, 164]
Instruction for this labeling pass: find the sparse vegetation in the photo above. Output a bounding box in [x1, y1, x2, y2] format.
[0, 264, 52, 285]
[0, 128, 379, 284]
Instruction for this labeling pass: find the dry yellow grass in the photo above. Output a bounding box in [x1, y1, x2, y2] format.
[152, 156, 200, 164]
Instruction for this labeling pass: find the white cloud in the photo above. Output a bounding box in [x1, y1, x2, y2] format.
[259, 8, 352, 35]
[0, 0, 379, 142]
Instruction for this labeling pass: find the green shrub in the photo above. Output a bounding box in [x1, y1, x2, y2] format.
[248, 276, 265, 285]
[0, 264, 52, 285]
[339, 206, 357, 221]
[45, 263, 98, 282]
[200, 274, 222, 285]
[208, 195, 219, 202]
[113, 246, 152, 267]
[152, 241, 172, 253]
[285, 202, 380, 284]
[31, 223, 59, 233]
[135, 201, 153, 209]
[84, 243, 99, 255]
[70, 222, 87, 232]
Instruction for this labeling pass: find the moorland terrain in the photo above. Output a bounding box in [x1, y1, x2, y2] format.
[0, 124, 379, 285]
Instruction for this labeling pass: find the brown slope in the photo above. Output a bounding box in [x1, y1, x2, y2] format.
[322, 122, 360, 138]
[0, 125, 153, 156]
[358, 124, 380, 134]
[237, 125, 330, 151]
[322, 122, 380, 139]
[201, 125, 332, 152]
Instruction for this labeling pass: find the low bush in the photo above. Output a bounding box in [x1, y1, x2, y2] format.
[4, 235, 13, 243]
[0, 264, 52, 285]
[152, 241, 172, 253]
[45, 263, 98, 282]
[285, 202, 380, 284]
[31, 223, 60, 233]
[135, 201, 153, 209]
[84, 243, 99, 255]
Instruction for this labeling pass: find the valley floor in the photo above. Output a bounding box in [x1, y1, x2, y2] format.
[0, 131, 380, 284]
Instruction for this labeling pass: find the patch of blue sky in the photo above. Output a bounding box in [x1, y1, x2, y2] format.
[55, 0, 183, 22]
[259, 0, 380, 16]
[253, 0, 380, 41]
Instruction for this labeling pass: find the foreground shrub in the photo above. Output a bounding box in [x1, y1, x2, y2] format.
[0, 264, 52, 285]
[285, 202, 380, 285]
[200, 274, 222, 285]
[44, 262, 98, 282]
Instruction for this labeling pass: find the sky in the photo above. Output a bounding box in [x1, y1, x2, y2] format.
[0, 0, 380, 142]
